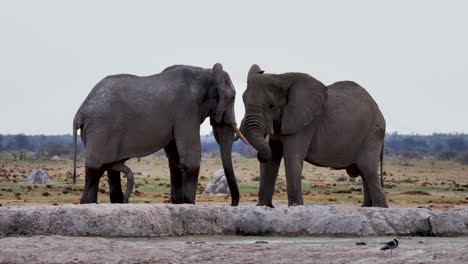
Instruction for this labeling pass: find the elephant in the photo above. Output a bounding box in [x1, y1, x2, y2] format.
[240, 64, 388, 208]
[73, 63, 248, 205]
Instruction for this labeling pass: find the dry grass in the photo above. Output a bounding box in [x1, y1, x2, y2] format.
[0, 156, 467, 208]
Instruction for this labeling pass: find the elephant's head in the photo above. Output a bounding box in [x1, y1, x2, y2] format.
[240, 64, 328, 163]
[209, 63, 248, 206]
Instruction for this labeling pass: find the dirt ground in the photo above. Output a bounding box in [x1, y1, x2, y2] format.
[1, 235, 467, 264]
[0, 156, 467, 208]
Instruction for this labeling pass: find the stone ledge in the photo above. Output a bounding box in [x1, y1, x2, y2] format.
[1, 204, 467, 237]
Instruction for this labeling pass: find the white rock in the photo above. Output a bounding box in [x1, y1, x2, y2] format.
[204, 169, 230, 195]
[50, 155, 61, 161]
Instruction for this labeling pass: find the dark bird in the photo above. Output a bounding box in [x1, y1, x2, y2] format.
[380, 239, 399, 256]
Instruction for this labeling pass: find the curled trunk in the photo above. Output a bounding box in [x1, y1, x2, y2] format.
[240, 107, 272, 163]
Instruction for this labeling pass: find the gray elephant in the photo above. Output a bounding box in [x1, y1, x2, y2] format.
[240, 64, 388, 207]
[73, 63, 248, 205]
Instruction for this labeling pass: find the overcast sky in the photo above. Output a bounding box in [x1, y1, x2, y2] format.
[0, 1, 467, 135]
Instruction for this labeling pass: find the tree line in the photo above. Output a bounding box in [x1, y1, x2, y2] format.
[1, 132, 467, 161]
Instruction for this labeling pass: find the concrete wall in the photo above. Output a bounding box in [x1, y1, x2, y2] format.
[1, 204, 467, 237]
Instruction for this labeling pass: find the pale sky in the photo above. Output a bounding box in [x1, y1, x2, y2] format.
[0, 1, 467, 135]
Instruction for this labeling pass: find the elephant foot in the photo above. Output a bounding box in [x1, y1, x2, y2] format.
[256, 202, 275, 208]
[288, 202, 304, 207]
[361, 202, 389, 208]
[79, 199, 97, 204]
[109, 194, 124, 203]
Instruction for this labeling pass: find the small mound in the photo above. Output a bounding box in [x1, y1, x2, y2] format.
[22, 168, 53, 185]
[401, 190, 431, 195]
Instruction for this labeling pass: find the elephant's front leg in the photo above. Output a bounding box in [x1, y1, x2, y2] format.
[282, 134, 309, 206]
[258, 140, 283, 208]
[164, 140, 184, 204]
[174, 120, 202, 204]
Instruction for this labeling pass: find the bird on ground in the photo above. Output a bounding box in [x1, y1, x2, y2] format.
[380, 238, 399, 256]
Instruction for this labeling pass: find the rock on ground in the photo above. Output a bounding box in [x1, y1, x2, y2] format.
[21, 168, 53, 184]
[204, 169, 230, 195]
[1, 204, 467, 237]
[0, 235, 467, 264]
[50, 155, 61, 161]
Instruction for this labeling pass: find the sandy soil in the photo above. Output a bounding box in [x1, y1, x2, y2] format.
[1, 158, 467, 207]
[1, 235, 467, 264]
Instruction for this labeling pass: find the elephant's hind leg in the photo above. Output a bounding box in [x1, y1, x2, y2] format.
[345, 164, 371, 207]
[356, 157, 388, 208]
[80, 167, 104, 204]
[109, 163, 134, 203]
[107, 169, 124, 203]
[164, 140, 184, 204]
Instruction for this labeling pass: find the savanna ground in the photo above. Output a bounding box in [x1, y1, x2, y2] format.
[0, 154, 467, 209]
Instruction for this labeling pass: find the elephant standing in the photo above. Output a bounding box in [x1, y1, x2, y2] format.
[73, 63, 247, 205]
[240, 64, 388, 207]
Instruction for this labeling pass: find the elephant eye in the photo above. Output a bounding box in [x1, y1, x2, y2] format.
[268, 104, 274, 109]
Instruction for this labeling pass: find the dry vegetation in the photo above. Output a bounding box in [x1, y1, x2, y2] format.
[0, 155, 467, 209]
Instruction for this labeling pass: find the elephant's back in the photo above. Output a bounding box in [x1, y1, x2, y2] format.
[326, 81, 384, 123]
[76, 74, 176, 168]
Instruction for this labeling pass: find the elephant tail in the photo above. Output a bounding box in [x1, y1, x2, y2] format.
[380, 143, 384, 188]
[73, 112, 83, 185]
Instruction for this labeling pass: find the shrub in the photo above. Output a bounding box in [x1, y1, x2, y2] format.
[401, 151, 422, 160]
[336, 177, 347, 182]
[251, 176, 260, 181]
[437, 151, 458, 161]
[402, 178, 414, 183]
[456, 152, 468, 165]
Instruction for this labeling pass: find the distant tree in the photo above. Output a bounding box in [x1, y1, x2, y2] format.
[437, 151, 458, 161]
[431, 143, 444, 153]
[456, 152, 468, 165]
[36, 144, 72, 160]
[400, 151, 422, 160]
[237, 143, 257, 158]
[0, 134, 3, 150]
[446, 138, 466, 152]
[9, 150, 26, 161]
[153, 149, 165, 157]
[201, 140, 219, 153]
[16, 134, 30, 149]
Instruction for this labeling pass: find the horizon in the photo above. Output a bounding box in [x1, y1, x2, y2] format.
[1, 131, 467, 137]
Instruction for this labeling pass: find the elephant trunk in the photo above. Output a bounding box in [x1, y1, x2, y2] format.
[240, 105, 272, 163]
[213, 124, 240, 206]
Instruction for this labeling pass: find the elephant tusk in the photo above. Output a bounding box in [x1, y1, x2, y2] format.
[232, 125, 250, 145]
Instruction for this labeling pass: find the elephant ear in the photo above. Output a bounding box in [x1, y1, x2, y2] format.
[248, 64, 264, 78]
[213, 63, 225, 123]
[281, 76, 328, 135]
